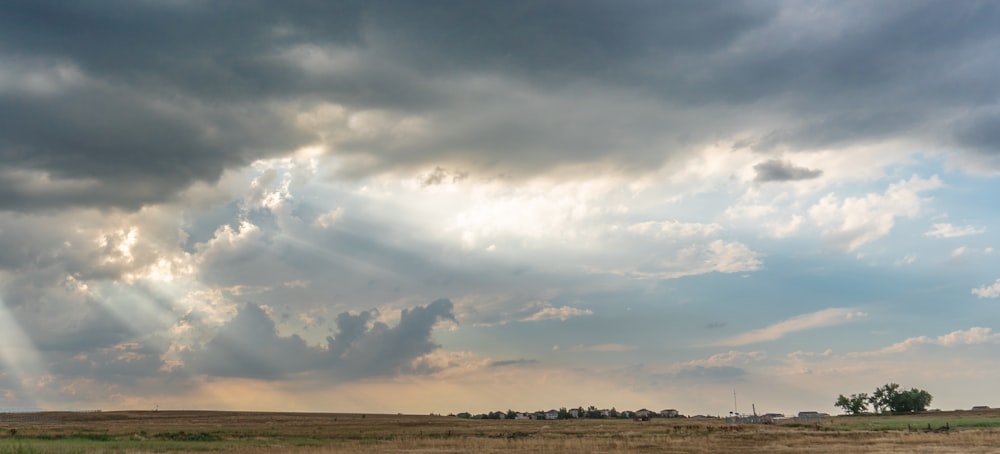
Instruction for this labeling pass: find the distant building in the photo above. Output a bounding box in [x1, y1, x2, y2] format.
[545, 410, 559, 420]
[796, 411, 822, 422]
[972, 406, 991, 411]
[761, 413, 785, 424]
[569, 408, 580, 418]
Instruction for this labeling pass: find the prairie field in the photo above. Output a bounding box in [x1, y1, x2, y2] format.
[1, 409, 1000, 453]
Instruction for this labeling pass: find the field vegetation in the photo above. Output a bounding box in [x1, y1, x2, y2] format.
[1, 409, 999, 453]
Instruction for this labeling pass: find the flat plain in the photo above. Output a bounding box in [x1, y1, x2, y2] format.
[2, 409, 1000, 453]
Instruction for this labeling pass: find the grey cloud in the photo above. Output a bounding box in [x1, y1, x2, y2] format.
[183, 299, 456, 380]
[1, 266, 133, 354]
[0, 371, 35, 409]
[0, 84, 305, 211]
[2, 0, 1000, 211]
[753, 160, 823, 183]
[675, 365, 747, 382]
[954, 109, 1000, 155]
[489, 359, 538, 368]
[184, 303, 315, 379]
[48, 339, 170, 384]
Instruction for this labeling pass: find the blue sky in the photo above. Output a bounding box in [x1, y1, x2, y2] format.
[1, 0, 999, 416]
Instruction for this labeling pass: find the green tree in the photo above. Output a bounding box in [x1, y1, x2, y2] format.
[835, 393, 869, 415]
[890, 388, 933, 413]
[869, 383, 900, 414]
[867, 383, 932, 414]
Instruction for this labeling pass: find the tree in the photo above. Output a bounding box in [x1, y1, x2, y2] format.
[835, 393, 869, 415]
[866, 383, 932, 414]
[891, 388, 933, 413]
[869, 383, 900, 414]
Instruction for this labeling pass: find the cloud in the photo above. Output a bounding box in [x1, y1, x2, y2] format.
[570, 344, 637, 353]
[925, 223, 986, 238]
[859, 327, 1000, 356]
[522, 305, 594, 322]
[666, 351, 765, 383]
[1, 0, 1000, 414]
[2, 1, 999, 213]
[626, 221, 722, 238]
[715, 308, 867, 347]
[489, 359, 538, 368]
[183, 299, 456, 380]
[753, 160, 823, 183]
[809, 175, 942, 251]
[681, 350, 766, 368]
[972, 279, 1000, 299]
[675, 365, 747, 382]
[608, 239, 762, 280]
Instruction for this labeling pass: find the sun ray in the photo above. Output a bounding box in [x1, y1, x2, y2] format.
[0, 297, 49, 410]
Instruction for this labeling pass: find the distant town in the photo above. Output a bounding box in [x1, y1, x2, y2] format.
[447, 406, 832, 423]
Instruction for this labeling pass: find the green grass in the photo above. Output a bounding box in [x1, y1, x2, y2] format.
[0, 443, 42, 454]
[825, 415, 1000, 431]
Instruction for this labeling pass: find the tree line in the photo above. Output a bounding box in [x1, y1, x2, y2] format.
[452, 406, 651, 420]
[836, 383, 932, 415]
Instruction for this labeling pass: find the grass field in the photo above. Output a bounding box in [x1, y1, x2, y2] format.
[1, 409, 1000, 453]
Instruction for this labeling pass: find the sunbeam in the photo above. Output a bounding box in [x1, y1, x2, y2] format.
[0, 297, 49, 410]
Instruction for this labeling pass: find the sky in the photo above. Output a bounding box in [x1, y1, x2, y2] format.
[1, 0, 999, 417]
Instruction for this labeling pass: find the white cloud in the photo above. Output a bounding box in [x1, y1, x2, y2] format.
[764, 215, 804, 239]
[523, 305, 594, 322]
[608, 239, 762, 280]
[626, 221, 722, 238]
[809, 175, 942, 251]
[949, 246, 994, 264]
[859, 327, 1000, 356]
[925, 223, 986, 238]
[678, 350, 766, 369]
[972, 279, 1000, 299]
[714, 308, 868, 347]
[312, 208, 344, 229]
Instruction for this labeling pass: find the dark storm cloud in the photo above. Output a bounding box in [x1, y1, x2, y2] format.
[753, 160, 823, 183]
[1, 0, 999, 211]
[183, 299, 456, 380]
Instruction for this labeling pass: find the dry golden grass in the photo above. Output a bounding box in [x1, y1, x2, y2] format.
[1, 410, 1000, 453]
